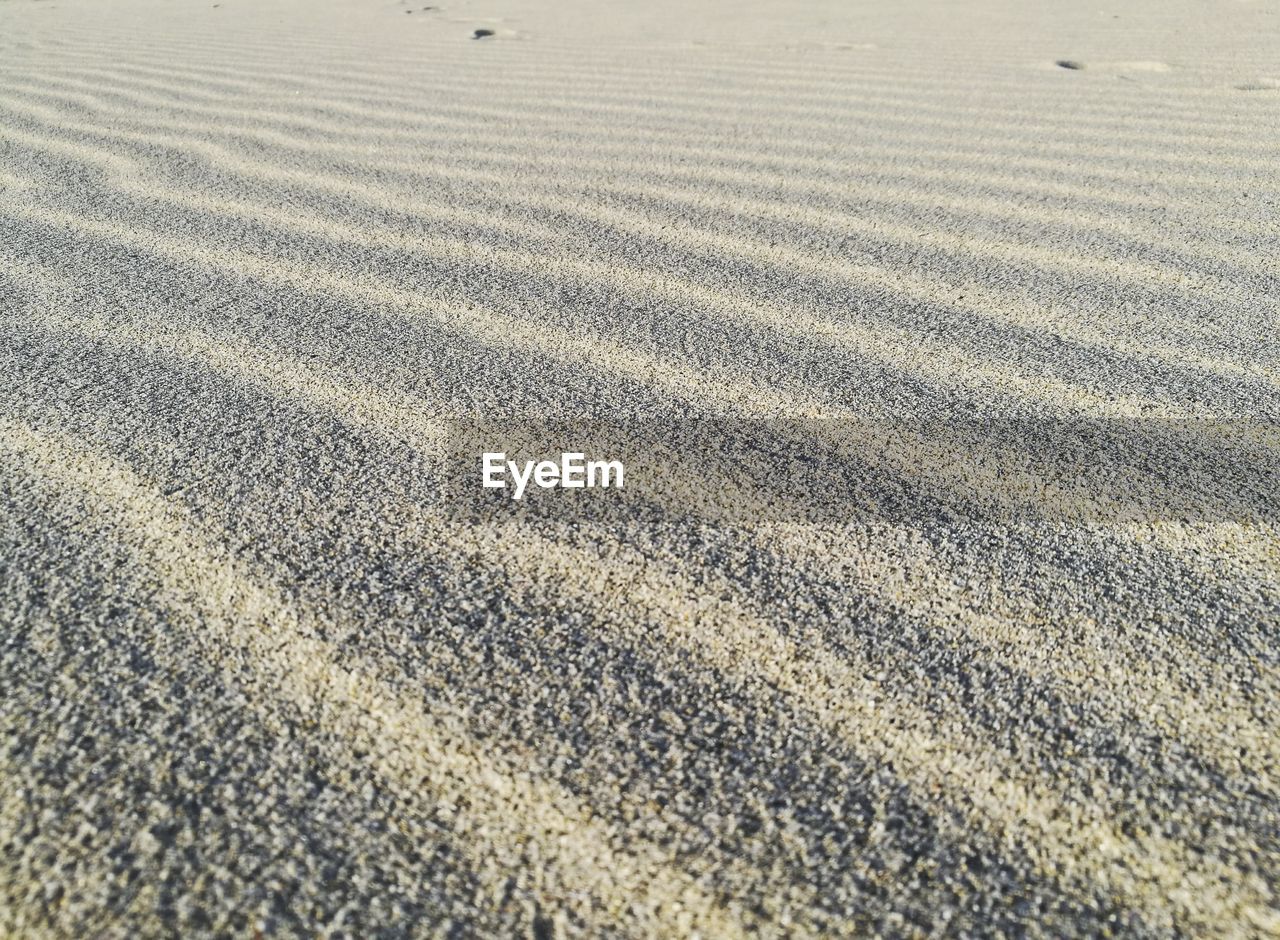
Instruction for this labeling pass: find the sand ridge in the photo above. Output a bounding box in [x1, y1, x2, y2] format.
[1, 0, 1278, 935]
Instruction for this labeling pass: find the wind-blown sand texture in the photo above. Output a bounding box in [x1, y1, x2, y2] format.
[1, 0, 1278, 935]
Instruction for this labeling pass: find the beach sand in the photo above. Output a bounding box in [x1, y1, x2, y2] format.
[1, 0, 1278, 935]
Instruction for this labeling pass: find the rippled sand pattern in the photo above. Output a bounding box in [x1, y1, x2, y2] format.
[1, 0, 1278, 935]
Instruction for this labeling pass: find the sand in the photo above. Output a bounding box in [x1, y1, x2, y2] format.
[1, 0, 1278, 935]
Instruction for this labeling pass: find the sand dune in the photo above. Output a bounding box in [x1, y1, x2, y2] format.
[1, 0, 1277, 936]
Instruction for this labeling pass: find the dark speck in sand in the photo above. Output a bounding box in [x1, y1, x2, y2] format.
[473, 28, 495, 39]
[1056, 60, 1085, 70]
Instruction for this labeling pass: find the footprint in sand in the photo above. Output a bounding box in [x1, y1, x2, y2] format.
[1054, 59, 1174, 76]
